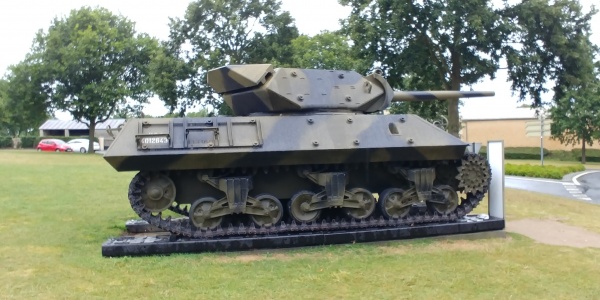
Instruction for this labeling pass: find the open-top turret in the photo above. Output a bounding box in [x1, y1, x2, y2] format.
[207, 64, 494, 116]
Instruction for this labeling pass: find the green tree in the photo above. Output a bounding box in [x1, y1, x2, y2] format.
[504, 0, 597, 106]
[340, 0, 507, 136]
[0, 80, 8, 136]
[162, 108, 209, 118]
[33, 7, 158, 153]
[289, 31, 368, 71]
[152, 0, 298, 115]
[0, 60, 50, 138]
[247, 9, 299, 66]
[505, 0, 598, 162]
[549, 63, 600, 164]
[112, 102, 145, 119]
[186, 108, 210, 118]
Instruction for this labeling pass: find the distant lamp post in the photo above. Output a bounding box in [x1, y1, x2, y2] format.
[539, 113, 545, 166]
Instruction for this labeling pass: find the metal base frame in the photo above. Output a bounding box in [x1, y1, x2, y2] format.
[102, 216, 505, 257]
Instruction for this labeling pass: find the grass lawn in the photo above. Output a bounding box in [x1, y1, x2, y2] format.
[1, 150, 600, 299]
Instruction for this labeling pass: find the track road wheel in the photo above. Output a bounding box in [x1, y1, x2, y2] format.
[189, 197, 223, 230]
[289, 191, 321, 223]
[140, 173, 176, 212]
[378, 188, 412, 219]
[250, 194, 283, 227]
[343, 188, 376, 220]
[430, 185, 459, 215]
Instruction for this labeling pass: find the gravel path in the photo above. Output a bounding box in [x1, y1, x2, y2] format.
[506, 219, 600, 248]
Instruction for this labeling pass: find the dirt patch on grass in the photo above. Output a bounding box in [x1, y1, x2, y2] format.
[506, 219, 600, 248]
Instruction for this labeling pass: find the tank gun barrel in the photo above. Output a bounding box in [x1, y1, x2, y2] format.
[391, 91, 495, 102]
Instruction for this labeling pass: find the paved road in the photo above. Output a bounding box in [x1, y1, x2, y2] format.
[506, 174, 597, 203]
[573, 171, 600, 203]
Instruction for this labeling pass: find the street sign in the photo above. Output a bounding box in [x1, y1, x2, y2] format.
[525, 119, 552, 137]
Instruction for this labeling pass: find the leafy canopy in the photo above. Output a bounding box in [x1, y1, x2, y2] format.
[152, 0, 298, 115]
[549, 60, 600, 163]
[0, 60, 50, 137]
[33, 6, 158, 152]
[289, 31, 368, 71]
[504, 0, 597, 105]
[340, 0, 507, 135]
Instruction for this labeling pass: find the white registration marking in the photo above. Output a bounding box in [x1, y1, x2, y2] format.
[142, 137, 168, 144]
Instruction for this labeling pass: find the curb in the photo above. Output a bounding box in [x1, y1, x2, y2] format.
[562, 170, 600, 186]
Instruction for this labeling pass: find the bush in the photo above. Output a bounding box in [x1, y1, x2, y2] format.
[572, 148, 600, 163]
[0, 136, 37, 148]
[545, 150, 576, 161]
[477, 146, 600, 163]
[505, 147, 549, 160]
[505, 163, 585, 179]
[478, 146, 548, 160]
[0, 136, 12, 148]
[20, 136, 37, 148]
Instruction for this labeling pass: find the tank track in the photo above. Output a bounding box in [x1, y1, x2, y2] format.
[128, 153, 490, 239]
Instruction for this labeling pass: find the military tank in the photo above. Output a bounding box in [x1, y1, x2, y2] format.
[104, 64, 493, 238]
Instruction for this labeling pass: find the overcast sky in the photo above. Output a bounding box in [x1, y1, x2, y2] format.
[0, 0, 598, 120]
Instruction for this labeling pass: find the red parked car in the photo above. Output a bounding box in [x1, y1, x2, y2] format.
[36, 139, 73, 152]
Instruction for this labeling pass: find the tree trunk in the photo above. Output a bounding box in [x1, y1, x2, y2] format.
[581, 140, 586, 164]
[447, 98, 460, 137]
[447, 78, 461, 137]
[11, 137, 22, 149]
[88, 121, 96, 154]
[447, 51, 461, 137]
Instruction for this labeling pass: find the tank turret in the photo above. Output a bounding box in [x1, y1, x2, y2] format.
[207, 64, 494, 116]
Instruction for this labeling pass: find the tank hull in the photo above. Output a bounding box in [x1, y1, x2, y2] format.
[104, 114, 468, 172]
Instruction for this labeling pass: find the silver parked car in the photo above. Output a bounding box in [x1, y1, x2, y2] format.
[67, 138, 100, 153]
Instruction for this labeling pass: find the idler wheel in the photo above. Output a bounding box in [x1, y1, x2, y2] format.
[140, 173, 176, 212]
[343, 188, 376, 220]
[189, 197, 223, 230]
[289, 191, 321, 223]
[430, 185, 459, 215]
[378, 188, 413, 219]
[250, 194, 283, 227]
[456, 154, 491, 194]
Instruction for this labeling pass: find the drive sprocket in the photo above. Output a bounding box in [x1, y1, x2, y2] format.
[456, 153, 491, 194]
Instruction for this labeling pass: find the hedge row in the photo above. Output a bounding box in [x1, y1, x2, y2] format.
[479, 146, 600, 162]
[571, 149, 600, 163]
[0, 136, 99, 149]
[0, 137, 11, 148]
[479, 146, 549, 160]
[505, 163, 585, 179]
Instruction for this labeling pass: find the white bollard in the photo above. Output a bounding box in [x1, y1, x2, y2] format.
[487, 140, 505, 219]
